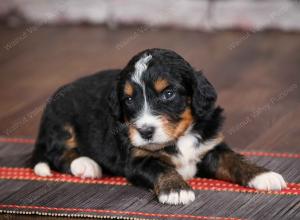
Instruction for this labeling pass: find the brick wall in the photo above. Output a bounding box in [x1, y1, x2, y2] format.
[1, 0, 299, 31]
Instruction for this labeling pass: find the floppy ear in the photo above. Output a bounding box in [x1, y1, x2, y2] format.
[107, 80, 122, 122]
[191, 71, 217, 118]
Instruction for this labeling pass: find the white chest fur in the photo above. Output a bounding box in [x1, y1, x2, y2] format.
[171, 132, 222, 180]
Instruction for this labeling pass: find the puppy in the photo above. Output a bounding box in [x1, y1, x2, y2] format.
[32, 48, 286, 205]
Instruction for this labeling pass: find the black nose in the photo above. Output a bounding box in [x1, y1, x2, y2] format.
[138, 126, 155, 140]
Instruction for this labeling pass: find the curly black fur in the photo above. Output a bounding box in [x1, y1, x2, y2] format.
[32, 48, 271, 200]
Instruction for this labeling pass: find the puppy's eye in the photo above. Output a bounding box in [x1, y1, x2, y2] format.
[161, 89, 176, 101]
[125, 96, 134, 105]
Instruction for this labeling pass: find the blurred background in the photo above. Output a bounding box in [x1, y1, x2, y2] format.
[0, 0, 299, 153]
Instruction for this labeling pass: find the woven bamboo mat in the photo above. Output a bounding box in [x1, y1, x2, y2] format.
[0, 137, 299, 220]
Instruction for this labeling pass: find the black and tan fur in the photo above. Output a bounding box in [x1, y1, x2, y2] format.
[32, 48, 286, 205]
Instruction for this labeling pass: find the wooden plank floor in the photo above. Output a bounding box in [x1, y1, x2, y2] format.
[0, 26, 299, 153]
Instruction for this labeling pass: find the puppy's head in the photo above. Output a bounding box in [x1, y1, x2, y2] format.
[110, 48, 217, 150]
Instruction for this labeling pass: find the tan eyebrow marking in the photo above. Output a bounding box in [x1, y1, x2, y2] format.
[154, 78, 169, 93]
[64, 124, 77, 149]
[124, 81, 134, 96]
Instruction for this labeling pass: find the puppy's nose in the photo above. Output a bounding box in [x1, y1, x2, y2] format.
[138, 126, 155, 140]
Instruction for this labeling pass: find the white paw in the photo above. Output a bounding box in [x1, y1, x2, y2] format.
[70, 157, 102, 179]
[34, 162, 52, 177]
[158, 190, 195, 205]
[248, 171, 287, 190]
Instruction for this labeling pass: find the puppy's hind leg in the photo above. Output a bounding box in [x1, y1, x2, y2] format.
[33, 147, 103, 179]
[34, 162, 52, 177]
[70, 157, 102, 179]
[32, 122, 83, 177]
[32, 118, 102, 179]
[61, 125, 102, 179]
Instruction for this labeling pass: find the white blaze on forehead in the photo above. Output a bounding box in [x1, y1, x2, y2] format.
[130, 54, 172, 146]
[132, 53, 154, 128]
[131, 54, 152, 85]
[135, 110, 160, 128]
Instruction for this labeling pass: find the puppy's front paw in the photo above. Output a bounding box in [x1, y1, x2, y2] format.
[70, 157, 102, 179]
[155, 171, 195, 205]
[248, 171, 287, 190]
[159, 189, 195, 205]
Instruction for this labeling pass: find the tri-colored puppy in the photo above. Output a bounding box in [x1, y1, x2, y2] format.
[32, 48, 286, 205]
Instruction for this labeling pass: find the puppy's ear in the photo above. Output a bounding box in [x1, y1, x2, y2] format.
[191, 71, 217, 118]
[107, 81, 122, 121]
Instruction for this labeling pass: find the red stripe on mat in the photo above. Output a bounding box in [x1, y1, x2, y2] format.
[1, 167, 299, 195]
[1, 137, 300, 158]
[241, 151, 300, 158]
[0, 137, 35, 144]
[0, 204, 241, 220]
